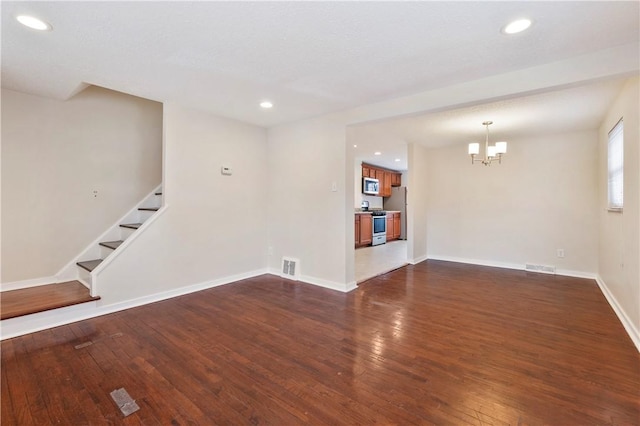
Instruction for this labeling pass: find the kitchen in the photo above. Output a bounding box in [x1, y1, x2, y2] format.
[355, 161, 408, 283]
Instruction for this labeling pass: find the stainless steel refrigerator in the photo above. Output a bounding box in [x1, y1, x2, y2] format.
[384, 186, 407, 240]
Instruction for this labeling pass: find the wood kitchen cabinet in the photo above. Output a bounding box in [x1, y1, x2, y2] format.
[386, 212, 402, 241]
[361, 163, 402, 197]
[393, 212, 401, 239]
[382, 171, 392, 197]
[355, 213, 372, 247]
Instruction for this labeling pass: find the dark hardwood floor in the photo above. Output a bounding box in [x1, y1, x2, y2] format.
[1, 281, 100, 320]
[2, 260, 638, 424]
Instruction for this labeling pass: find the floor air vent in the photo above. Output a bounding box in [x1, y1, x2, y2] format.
[281, 257, 300, 280]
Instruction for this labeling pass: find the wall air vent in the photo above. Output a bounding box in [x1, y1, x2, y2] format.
[525, 263, 556, 274]
[281, 257, 300, 281]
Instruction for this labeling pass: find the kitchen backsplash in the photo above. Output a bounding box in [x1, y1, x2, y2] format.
[359, 194, 383, 209]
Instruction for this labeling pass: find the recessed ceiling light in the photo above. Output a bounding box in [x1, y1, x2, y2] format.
[394, 158, 401, 162]
[374, 151, 382, 156]
[353, 144, 357, 148]
[259, 101, 273, 109]
[16, 15, 52, 31]
[502, 19, 532, 34]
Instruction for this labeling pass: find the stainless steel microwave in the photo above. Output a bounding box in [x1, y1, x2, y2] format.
[362, 177, 380, 195]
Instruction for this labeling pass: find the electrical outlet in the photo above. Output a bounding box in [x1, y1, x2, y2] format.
[557, 249, 565, 258]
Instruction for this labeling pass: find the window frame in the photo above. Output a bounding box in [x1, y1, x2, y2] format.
[607, 118, 624, 212]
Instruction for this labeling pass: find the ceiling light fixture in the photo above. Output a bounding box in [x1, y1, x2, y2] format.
[468, 121, 507, 166]
[16, 15, 52, 31]
[502, 19, 532, 34]
[259, 101, 273, 109]
[394, 159, 401, 162]
[374, 151, 382, 156]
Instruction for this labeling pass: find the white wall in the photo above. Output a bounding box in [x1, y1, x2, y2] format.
[407, 143, 429, 264]
[598, 77, 640, 347]
[426, 131, 599, 275]
[267, 116, 350, 291]
[95, 103, 268, 305]
[1, 87, 162, 283]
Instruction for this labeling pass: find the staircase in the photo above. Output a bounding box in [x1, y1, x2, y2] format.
[1, 187, 163, 321]
[70, 188, 163, 288]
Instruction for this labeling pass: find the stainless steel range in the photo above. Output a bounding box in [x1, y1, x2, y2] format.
[371, 211, 387, 246]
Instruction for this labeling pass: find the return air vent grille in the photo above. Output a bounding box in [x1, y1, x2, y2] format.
[525, 263, 556, 274]
[281, 257, 300, 281]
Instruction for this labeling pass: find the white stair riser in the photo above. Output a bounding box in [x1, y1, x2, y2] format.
[138, 209, 157, 222]
[100, 245, 117, 259]
[120, 226, 138, 241]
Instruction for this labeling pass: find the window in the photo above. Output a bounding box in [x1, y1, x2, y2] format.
[607, 119, 624, 210]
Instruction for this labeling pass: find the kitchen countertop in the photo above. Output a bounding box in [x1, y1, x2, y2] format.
[355, 210, 400, 214]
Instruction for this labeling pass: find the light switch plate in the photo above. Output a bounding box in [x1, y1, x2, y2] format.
[221, 166, 233, 175]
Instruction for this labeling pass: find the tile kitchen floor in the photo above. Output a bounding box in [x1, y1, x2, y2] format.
[355, 240, 408, 283]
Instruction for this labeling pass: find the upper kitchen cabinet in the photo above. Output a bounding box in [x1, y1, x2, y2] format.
[361, 163, 402, 198]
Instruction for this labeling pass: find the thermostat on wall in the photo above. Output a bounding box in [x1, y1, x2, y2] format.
[221, 166, 233, 175]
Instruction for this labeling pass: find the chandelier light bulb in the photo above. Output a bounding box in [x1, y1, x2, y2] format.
[468, 121, 507, 166]
[495, 141, 507, 154]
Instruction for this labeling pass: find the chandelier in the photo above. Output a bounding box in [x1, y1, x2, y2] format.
[468, 121, 507, 166]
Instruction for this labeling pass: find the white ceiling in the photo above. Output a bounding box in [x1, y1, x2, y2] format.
[2, 1, 639, 128]
[351, 77, 629, 170]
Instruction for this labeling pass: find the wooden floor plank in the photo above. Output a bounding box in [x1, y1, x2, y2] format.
[0, 281, 100, 320]
[2, 260, 639, 424]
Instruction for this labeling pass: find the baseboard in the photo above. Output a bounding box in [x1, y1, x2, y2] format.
[409, 254, 428, 265]
[427, 255, 523, 271]
[0, 268, 268, 341]
[426, 255, 598, 280]
[344, 281, 358, 292]
[300, 275, 354, 293]
[595, 275, 640, 352]
[555, 269, 597, 280]
[1, 276, 58, 292]
[266, 267, 355, 293]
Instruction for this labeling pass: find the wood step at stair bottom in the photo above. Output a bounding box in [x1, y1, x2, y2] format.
[99, 240, 124, 250]
[77, 259, 103, 272]
[1, 281, 100, 320]
[120, 223, 142, 230]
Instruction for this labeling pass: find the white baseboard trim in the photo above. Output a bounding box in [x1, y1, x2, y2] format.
[595, 275, 640, 352]
[555, 269, 598, 280]
[266, 267, 355, 293]
[409, 254, 428, 265]
[344, 281, 358, 292]
[1, 276, 58, 292]
[427, 255, 523, 271]
[0, 268, 268, 341]
[426, 255, 598, 280]
[300, 275, 353, 293]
